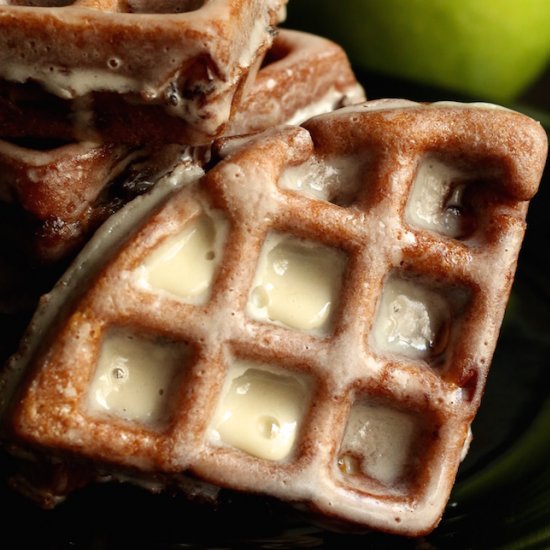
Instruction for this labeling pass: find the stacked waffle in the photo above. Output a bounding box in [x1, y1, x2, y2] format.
[0, 0, 364, 367]
[0, 2, 364, 263]
[0, 1, 547, 539]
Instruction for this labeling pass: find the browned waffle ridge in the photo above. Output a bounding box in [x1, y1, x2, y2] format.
[0, 101, 546, 536]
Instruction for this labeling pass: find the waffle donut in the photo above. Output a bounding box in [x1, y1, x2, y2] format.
[0, 101, 546, 535]
[0, 0, 288, 144]
[0, 29, 364, 145]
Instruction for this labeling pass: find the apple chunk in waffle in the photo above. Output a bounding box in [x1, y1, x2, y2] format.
[0, 101, 546, 536]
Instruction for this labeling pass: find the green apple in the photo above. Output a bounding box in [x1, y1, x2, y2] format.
[286, 0, 550, 102]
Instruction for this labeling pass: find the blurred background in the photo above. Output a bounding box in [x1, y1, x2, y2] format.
[286, 0, 550, 110]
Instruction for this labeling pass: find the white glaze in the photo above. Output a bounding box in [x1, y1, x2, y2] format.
[247, 233, 346, 334]
[372, 276, 450, 360]
[339, 401, 419, 486]
[134, 209, 227, 304]
[406, 157, 470, 238]
[88, 330, 190, 426]
[278, 153, 364, 206]
[210, 360, 310, 461]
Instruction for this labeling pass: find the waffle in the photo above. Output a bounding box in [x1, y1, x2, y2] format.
[0, 29, 364, 263]
[0, 101, 546, 535]
[0, 0, 288, 144]
[0, 139, 197, 262]
[0, 142, 195, 368]
[0, 28, 363, 144]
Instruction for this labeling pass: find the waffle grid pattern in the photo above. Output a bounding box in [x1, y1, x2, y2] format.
[7, 103, 547, 535]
